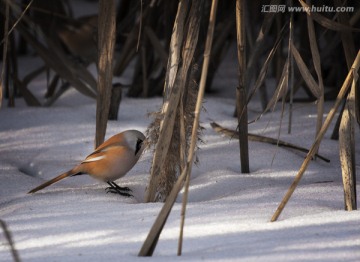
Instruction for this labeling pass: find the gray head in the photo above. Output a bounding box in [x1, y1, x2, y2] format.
[123, 130, 146, 157]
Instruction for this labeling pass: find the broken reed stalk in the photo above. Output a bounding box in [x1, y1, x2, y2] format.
[298, 0, 360, 32]
[95, 0, 116, 148]
[144, 0, 189, 202]
[334, 0, 357, 211]
[246, 0, 281, 89]
[210, 122, 330, 163]
[178, 97, 187, 256]
[291, 42, 322, 98]
[340, 74, 357, 210]
[330, 2, 358, 140]
[235, 0, 249, 173]
[271, 50, 360, 222]
[138, 0, 218, 256]
[178, 0, 217, 255]
[0, 0, 10, 108]
[0, 0, 34, 46]
[136, 0, 143, 52]
[287, 10, 295, 134]
[139, 164, 189, 256]
[145, 0, 203, 202]
[287, 0, 294, 134]
[7, 26, 18, 107]
[140, 46, 148, 97]
[0, 219, 21, 262]
[306, 0, 324, 154]
[246, 23, 287, 107]
[144, 26, 168, 68]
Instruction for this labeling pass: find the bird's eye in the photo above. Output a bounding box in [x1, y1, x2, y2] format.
[135, 139, 143, 155]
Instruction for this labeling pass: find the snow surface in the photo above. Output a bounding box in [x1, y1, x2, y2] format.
[1, 2, 360, 259]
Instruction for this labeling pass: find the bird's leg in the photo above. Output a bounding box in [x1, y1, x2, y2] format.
[106, 182, 133, 197]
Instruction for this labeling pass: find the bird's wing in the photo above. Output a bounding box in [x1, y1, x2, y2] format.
[82, 151, 107, 163]
[83, 143, 126, 163]
[92, 133, 124, 153]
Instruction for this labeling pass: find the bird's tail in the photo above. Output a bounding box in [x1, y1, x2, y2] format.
[28, 167, 81, 194]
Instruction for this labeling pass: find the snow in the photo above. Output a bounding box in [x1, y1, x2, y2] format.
[1, 3, 360, 260]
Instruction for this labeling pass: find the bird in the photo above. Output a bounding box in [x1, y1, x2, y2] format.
[28, 130, 146, 196]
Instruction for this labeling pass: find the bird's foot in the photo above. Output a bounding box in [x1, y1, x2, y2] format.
[106, 188, 133, 197]
[106, 182, 133, 197]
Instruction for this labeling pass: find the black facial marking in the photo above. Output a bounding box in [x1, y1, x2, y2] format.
[135, 138, 143, 155]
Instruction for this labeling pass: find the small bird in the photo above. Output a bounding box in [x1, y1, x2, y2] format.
[28, 130, 146, 196]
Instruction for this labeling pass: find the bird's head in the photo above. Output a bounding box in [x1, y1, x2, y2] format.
[123, 130, 146, 157]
